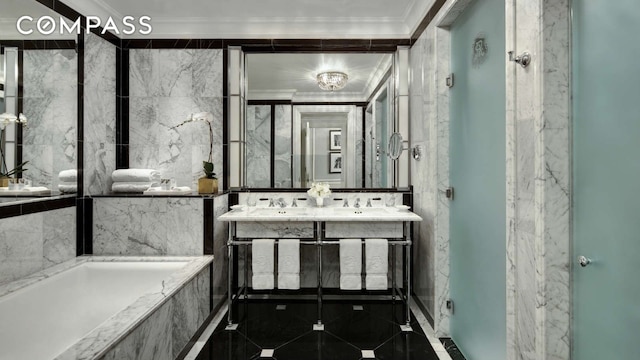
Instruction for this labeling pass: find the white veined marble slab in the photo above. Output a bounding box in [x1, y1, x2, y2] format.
[218, 206, 422, 222]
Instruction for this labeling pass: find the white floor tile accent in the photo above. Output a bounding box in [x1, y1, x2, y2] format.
[260, 349, 275, 357]
[361, 350, 376, 358]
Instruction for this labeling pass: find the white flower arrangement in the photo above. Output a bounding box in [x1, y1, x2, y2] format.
[307, 182, 331, 198]
[0, 113, 29, 178]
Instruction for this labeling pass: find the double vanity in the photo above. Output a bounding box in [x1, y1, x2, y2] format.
[218, 201, 422, 331]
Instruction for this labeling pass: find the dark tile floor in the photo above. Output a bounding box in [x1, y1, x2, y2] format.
[195, 300, 444, 360]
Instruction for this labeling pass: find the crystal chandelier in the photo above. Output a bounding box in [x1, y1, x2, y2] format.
[316, 71, 349, 91]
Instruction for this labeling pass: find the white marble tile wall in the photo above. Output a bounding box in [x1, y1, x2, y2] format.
[93, 198, 203, 255]
[22, 50, 77, 191]
[274, 105, 292, 188]
[0, 207, 76, 286]
[355, 106, 364, 187]
[129, 49, 224, 190]
[212, 194, 229, 306]
[246, 105, 271, 187]
[84, 33, 116, 195]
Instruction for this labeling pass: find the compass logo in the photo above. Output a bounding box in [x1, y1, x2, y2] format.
[16, 16, 152, 36]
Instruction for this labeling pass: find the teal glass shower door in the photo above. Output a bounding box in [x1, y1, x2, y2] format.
[572, 0, 640, 358]
[449, 0, 505, 359]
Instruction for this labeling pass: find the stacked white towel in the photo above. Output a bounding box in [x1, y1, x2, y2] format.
[58, 169, 78, 193]
[277, 240, 300, 290]
[339, 239, 362, 290]
[365, 239, 388, 290]
[111, 169, 160, 193]
[252, 239, 275, 290]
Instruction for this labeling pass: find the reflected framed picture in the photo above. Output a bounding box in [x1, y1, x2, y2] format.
[329, 152, 342, 173]
[329, 130, 341, 151]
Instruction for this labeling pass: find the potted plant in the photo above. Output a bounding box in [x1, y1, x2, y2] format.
[0, 113, 29, 187]
[171, 112, 218, 194]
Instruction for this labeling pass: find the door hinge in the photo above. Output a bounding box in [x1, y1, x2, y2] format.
[446, 73, 454, 88]
[446, 299, 454, 313]
[445, 187, 454, 200]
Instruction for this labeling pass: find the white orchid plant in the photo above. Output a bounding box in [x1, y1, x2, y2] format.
[170, 112, 216, 179]
[307, 182, 331, 199]
[0, 113, 29, 178]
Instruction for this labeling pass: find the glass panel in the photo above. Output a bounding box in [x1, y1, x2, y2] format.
[449, 0, 505, 358]
[572, 0, 640, 358]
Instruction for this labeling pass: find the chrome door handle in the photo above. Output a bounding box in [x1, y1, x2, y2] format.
[578, 256, 592, 267]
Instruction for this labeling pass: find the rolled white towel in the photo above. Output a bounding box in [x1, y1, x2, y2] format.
[58, 183, 77, 193]
[111, 169, 161, 183]
[58, 169, 77, 182]
[252, 239, 275, 290]
[111, 182, 153, 193]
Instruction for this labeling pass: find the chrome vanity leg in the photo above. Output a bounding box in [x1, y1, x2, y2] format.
[400, 221, 413, 332]
[226, 222, 237, 330]
[314, 221, 324, 331]
[392, 245, 396, 301]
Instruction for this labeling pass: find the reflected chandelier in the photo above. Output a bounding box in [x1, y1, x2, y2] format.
[316, 71, 349, 91]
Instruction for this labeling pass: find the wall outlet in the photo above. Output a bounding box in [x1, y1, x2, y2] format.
[446, 299, 454, 313]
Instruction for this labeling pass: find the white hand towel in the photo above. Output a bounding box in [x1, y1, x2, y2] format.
[277, 239, 300, 290]
[365, 274, 388, 290]
[365, 239, 388, 290]
[340, 239, 362, 290]
[252, 239, 275, 290]
[58, 169, 77, 182]
[111, 182, 153, 193]
[365, 239, 388, 274]
[339, 239, 362, 274]
[112, 169, 161, 183]
[25, 186, 49, 192]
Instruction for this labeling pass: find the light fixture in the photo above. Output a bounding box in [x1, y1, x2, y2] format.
[316, 71, 348, 91]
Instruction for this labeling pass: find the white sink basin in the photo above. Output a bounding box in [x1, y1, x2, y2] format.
[331, 207, 391, 215]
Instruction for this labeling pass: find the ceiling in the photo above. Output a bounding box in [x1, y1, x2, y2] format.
[59, 0, 435, 38]
[247, 53, 392, 102]
[0, 0, 77, 39]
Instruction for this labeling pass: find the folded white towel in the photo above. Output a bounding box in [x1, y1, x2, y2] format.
[340, 239, 362, 290]
[365, 239, 388, 290]
[111, 182, 153, 193]
[277, 239, 300, 290]
[111, 169, 161, 183]
[58, 184, 77, 193]
[252, 239, 275, 290]
[340, 274, 362, 290]
[339, 239, 362, 274]
[25, 186, 49, 192]
[365, 274, 388, 290]
[58, 169, 77, 182]
[365, 239, 388, 274]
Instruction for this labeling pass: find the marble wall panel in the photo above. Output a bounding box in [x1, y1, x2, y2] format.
[0, 207, 76, 286]
[93, 198, 203, 256]
[274, 105, 292, 188]
[212, 194, 229, 306]
[129, 49, 224, 190]
[22, 50, 77, 191]
[246, 105, 271, 187]
[84, 33, 117, 195]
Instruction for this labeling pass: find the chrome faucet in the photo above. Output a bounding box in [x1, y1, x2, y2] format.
[366, 198, 372, 207]
[343, 199, 349, 207]
[354, 198, 361, 208]
[268, 198, 276, 207]
[276, 197, 287, 208]
[292, 198, 298, 207]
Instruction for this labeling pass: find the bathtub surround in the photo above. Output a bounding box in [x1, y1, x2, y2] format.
[0, 206, 76, 286]
[128, 48, 224, 191]
[84, 33, 117, 195]
[21, 48, 77, 191]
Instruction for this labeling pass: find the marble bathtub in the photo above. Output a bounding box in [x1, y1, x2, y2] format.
[0, 256, 213, 360]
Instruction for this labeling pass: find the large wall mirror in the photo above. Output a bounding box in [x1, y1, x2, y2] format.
[0, 0, 78, 203]
[244, 52, 397, 189]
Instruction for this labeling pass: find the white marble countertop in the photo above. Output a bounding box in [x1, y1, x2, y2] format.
[218, 206, 422, 222]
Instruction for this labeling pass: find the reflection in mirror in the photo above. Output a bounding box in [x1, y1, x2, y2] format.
[245, 52, 395, 189]
[0, 0, 78, 202]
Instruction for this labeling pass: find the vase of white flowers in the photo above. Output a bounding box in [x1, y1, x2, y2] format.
[307, 182, 331, 207]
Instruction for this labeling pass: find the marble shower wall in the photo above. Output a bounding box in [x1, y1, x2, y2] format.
[22, 50, 77, 190]
[129, 49, 224, 190]
[246, 105, 271, 187]
[0, 207, 76, 286]
[274, 105, 292, 188]
[84, 33, 117, 195]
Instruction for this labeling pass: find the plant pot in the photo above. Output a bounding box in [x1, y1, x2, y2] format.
[198, 177, 218, 194]
[0, 177, 9, 188]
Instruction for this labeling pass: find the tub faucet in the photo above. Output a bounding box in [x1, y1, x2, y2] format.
[354, 198, 361, 208]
